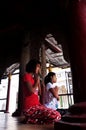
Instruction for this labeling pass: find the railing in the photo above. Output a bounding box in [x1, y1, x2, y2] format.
[58, 93, 74, 109]
[0, 98, 7, 112]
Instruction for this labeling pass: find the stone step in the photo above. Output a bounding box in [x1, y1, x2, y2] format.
[54, 120, 86, 130]
[62, 114, 86, 123]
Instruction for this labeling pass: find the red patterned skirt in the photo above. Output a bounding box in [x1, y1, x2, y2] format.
[23, 104, 61, 124]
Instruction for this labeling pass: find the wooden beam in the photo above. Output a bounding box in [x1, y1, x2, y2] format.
[45, 37, 62, 53]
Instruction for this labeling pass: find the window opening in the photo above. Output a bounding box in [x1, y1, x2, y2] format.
[45, 33, 74, 109]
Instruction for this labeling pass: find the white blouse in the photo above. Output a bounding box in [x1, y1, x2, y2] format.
[44, 82, 58, 110]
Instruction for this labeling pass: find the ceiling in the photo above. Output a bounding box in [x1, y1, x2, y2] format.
[0, 1, 70, 80]
[3, 34, 69, 78]
[45, 34, 69, 67]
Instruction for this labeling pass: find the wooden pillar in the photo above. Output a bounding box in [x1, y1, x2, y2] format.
[29, 34, 41, 60]
[18, 42, 30, 115]
[68, 0, 86, 103]
[12, 34, 30, 116]
[40, 43, 47, 78]
[39, 42, 47, 104]
[5, 74, 11, 113]
[12, 33, 42, 116]
[54, 1, 86, 129]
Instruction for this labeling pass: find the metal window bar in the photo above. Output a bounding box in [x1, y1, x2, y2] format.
[58, 71, 74, 109]
[58, 93, 74, 108]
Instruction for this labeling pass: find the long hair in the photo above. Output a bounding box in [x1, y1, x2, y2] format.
[26, 59, 41, 73]
[44, 72, 56, 85]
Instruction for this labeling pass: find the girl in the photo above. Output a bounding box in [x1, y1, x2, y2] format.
[44, 72, 59, 110]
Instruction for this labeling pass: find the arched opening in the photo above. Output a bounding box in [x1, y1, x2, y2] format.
[44, 33, 74, 109]
[0, 63, 20, 114]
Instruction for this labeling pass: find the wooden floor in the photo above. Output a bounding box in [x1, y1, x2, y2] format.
[0, 112, 54, 130]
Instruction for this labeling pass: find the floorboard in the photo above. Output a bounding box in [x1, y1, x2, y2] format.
[0, 113, 54, 130]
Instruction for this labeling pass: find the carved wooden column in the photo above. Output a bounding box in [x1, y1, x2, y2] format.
[12, 35, 30, 116]
[40, 43, 47, 78]
[18, 42, 30, 115]
[12, 33, 42, 116]
[40, 42, 47, 104]
[29, 33, 41, 60]
[54, 0, 86, 129]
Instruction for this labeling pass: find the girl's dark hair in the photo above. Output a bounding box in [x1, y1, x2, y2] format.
[26, 59, 41, 73]
[44, 72, 56, 85]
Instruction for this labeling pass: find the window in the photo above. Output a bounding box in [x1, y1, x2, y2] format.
[51, 67, 74, 109]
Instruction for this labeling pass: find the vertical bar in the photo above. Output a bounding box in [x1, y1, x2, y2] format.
[5, 74, 11, 113]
